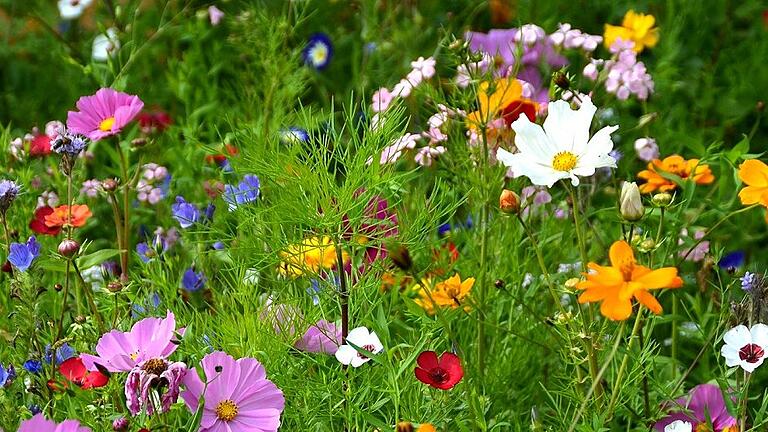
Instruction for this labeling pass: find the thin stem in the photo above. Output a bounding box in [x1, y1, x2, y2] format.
[516, 215, 565, 314]
[740, 372, 752, 432]
[72, 261, 106, 334]
[117, 142, 131, 279]
[637, 318, 651, 419]
[607, 310, 645, 413]
[335, 239, 349, 341]
[0, 212, 10, 253]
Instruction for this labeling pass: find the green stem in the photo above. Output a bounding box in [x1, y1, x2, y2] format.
[72, 261, 106, 334]
[740, 372, 752, 432]
[117, 142, 131, 279]
[607, 310, 645, 413]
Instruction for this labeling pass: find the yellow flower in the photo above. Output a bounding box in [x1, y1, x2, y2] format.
[604, 10, 659, 53]
[278, 236, 349, 277]
[466, 79, 536, 132]
[431, 273, 475, 307]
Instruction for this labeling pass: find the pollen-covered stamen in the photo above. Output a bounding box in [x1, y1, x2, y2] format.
[552, 151, 578, 172]
[142, 358, 168, 376]
[738, 343, 765, 363]
[215, 399, 239, 421]
[356, 344, 377, 359]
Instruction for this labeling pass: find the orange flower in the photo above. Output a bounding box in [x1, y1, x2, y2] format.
[576, 240, 683, 321]
[44, 205, 92, 228]
[636, 155, 715, 194]
[737, 159, 768, 207]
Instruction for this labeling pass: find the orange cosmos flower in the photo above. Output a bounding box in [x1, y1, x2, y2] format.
[636, 155, 715, 194]
[737, 159, 768, 207]
[44, 205, 93, 229]
[576, 240, 683, 321]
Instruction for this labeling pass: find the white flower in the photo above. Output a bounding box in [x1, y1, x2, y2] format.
[334, 326, 383, 367]
[58, 0, 93, 20]
[92, 28, 120, 62]
[496, 96, 618, 187]
[514, 24, 545, 45]
[721, 323, 768, 373]
[664, 420, 692, 432]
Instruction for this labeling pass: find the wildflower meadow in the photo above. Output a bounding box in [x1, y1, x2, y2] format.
[2, 1, 768, 431]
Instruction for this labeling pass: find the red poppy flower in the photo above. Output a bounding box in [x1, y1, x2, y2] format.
[29, 134, 52, 157]
[414, 350, 463, 390]
[30, 207, 62, 236]
[44, 205, 92, 229]
[59, 357, 108, 389]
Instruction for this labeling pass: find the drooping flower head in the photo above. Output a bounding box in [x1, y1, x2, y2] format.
[67, 88, 144, 141]
[44, 205, 92, 229]
[604, 10, 659, 53]
[576, 240, 683, 320]
[223, 174, 260, 210]
[414, 351, 464, 390]
[721, 323, 768, 373]
[80, 310, 184, 372]
[335, 326, 384, 367]
[294, 320, 342, 354]
[303, 33, 333, 70]
[8, 236, 41, 272]
[126, 358, 187, 416]
[637, 155, 715, 194]
[0, 179, 20, 213]
[496, 96, 618, 187]
[18, 414, 91, 432]
[182, 351, 285, 432]
[653, 384, 738, 432]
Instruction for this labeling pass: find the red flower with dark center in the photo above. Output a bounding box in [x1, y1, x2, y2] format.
[414, 350, 463, 390]
[739, 343, 765, 363]
[500, 100, 536, 126]
[29, 134, 52, 157]
[29, 206, 62, 236]
[59, 357, 109, 389]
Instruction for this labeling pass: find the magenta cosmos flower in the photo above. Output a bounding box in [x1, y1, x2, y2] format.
[182, 351, 285, 432]
[294, 319, 341, 354]
[653, 384, 738, 431]
[18, 414, 91, 432]
[80, 310, 184, 372]
[67, 88, 144, 141]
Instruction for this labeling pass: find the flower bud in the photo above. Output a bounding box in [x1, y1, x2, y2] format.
[638, 238, 656, 252]
[619, 182, 644, 221]
[102, 178, 119, 193]
[107, 280, 123, 293]
[113, 417, 129, 431]
[74, 315, 86, 324]
[499, 189, 520, 214]
[389, 244, 413, 271]
[553, 71, 570, 90]
[396, 422, 415, 432]
[58, 239, 80, 257]
[651, 192, 673, 207]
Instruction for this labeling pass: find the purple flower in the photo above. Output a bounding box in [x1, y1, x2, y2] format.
[0, 363, 15, 387]
[654, 384, 738, 431]
[181, 267, 206, 292]
[208, 5, 224, 26]
[136, 242, 155, 263]
[0, 179, 20, 212]
[44, 342, 75, 365]
[8, 236, 40, 272]
[66, 88, 144, 141]
[23, 359, 43, 374]
[634, 137, 660, 162]
[171, 196, 200, 228]
[303, 33, 333, 70]
[125, 358, 187, 416]
[741, 272, 758, 292]
[223, 174, 260, 210]
[718, 251, 745, 271]
[294, 320, 342, 354]
[51, 132, 89, 156]
[18, 414, 91, 432]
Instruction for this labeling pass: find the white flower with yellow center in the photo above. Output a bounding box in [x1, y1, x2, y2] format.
[496, 96, 618, 187]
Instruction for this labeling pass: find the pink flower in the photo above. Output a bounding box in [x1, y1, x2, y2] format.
[410, 56, 436, 79]
[634, 137, 660, 162]
[80, 310, 184, 372]
[415, 146, 446, 167]
[182, 351, 285, 432]
[294, 320, 341, 354]
[18, 414, 90, 432]
[372, 87, 394, 113]
[514, 24, 545, 45]
[66, 88, 144, 141]
[125, 358, 187, 416]
[208, 5, 224, 26]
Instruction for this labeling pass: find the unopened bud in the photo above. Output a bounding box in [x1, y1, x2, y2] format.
[564, 278, 580, 289]
[102, 178, 119, 192]
[74, 315, 86, 324]
[757, 101, 765, 112]
[58, 239, 80, 257]
[619, 182, 644, 221]
[54, 283, 63, 292]
[638, 238, 656, 252]
[112, 417, 129, 431]
[389, 244, 413, 271]
[553, 71, 570, 90]
[107, 281, 123, 293]
[396, 422, 415, 432]
[651, 192, 673, 207]
[131, 138, 148, 148]
[499, 189, 520, 214]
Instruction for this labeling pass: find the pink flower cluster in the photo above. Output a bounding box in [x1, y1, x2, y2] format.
[136, 163, 169, 204]
[584, 39, 654, 101]
[370, 56, 436, 113]
[549, 23, 603, 51]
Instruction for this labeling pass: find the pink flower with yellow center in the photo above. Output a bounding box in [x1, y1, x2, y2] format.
[66, 88, 144, 141]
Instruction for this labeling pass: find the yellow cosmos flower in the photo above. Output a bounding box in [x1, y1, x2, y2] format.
[604, 10, 659, 53]
[738, 159, 768, 207]
[466, 78, 536, 132]
[414, 274, 475, 314]
[278, 236, 349, 277]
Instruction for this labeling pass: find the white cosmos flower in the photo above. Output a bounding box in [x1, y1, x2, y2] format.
[58, 0, 93, 20]
[664, 420, 692, 432]
[334, 326, 383, 367]
[721, 323, 768, 373]
[92, 28, 120, 62]
[496, 96, 618, 187]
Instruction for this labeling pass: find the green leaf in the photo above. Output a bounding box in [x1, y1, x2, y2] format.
[76, 249, 122, 269]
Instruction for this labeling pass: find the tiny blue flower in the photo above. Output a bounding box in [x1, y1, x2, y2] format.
[307, 279, 321, 305]
[8, 236, 40, 272]
[280, 127, 309, 145]
[28, 404, 42, 415]
[212, 241, 225, 250]
[223, 175, 260, 211]
[181, 268, 206, 292]
[132, 292, 161, 318]
[23, 359, 43, 374]
[303, 33, 333, 70]
[171, 196, 201, 228]
[437, 223, 451, 237]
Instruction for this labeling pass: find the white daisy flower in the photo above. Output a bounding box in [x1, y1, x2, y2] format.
[664, 420, 692, 432]
[334, 326, 383, 367]
[721, 323, 768, 373]
[58, 0, 94, 20]
[496, 96, 618, 187]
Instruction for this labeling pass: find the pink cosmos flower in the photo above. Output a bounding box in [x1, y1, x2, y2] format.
[294, 320, 342, 354]
[67, 88, 144, 141]
[80, 310, 184, 372]
[18, 414, 91, 432]
[182, 351, 285, 432]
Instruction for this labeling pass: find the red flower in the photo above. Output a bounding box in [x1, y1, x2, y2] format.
[29, 207, 62, 236]
[414, 351, 463, 390]
[29, 134, 52, 157]
[205, 144, 239, 165]
[137, 110, 173, 134]
[59, 357, 108, 389]
[500, 100, 536, 126]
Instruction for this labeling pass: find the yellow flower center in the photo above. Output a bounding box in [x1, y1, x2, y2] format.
[130, 352, 139, 361]
[215, 399, 239, 421]
[99, 117, 116, 132]
[552, 151, 578, 171]
[311, 45, 328, 64]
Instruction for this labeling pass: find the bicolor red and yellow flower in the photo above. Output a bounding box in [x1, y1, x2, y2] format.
[637, 155, 714, 194]
[466, 78, 537, 135]
[604, 10, 659, 52]
[576, 240, 683, 320]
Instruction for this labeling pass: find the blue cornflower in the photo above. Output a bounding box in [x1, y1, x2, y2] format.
[8, 236, 40, 272]
[0, 179, 20, 212]
[437, 223, 451, 237]
[204, 203, 216, 221]
[51, 132, 88, 156]
[279, 127, 309, 145]
[223, 175, 260, 210]
[44, 343, 75, 365]
[136, 242, 157, 263]
[303, 33, 333, 70]
[23, 359, 43, 374]
[181, 267, 206, 292]
[719, 251, 746, 271]
[28, 404, 42, 415]
[0, 363, 16, 387]
[741, 272, 758, 292]
[171, 196, 201, 228]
